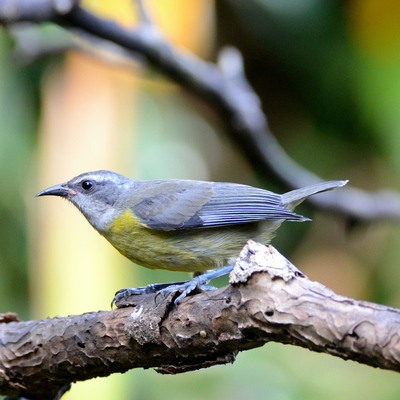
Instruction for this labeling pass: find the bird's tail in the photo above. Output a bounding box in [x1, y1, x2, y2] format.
[281, 180, 348, 210]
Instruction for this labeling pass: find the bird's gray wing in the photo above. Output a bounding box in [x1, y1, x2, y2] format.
[131, 181, 305, 231]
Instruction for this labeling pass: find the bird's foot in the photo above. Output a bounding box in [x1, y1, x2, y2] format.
[112, 265, 233, 307]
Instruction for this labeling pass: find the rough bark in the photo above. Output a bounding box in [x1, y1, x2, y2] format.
[1, 242, 400, 399]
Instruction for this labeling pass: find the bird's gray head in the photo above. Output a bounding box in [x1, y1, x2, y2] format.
[36, 170, 133, 231]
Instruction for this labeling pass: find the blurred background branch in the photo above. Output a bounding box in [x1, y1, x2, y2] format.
[4, 1, 400, 222]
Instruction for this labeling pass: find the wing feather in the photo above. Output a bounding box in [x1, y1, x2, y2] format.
[196, 183, 305, 227]
[131, 180, 306, 231]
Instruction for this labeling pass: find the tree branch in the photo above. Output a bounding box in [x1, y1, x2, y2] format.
[1, 1, 400, 222]
[0, 0, 79, 23]
[1, 242, 400, 399]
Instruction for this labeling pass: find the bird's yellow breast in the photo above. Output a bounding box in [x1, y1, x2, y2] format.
[102, 210, 215, 272]
[101, 209, 277, 273]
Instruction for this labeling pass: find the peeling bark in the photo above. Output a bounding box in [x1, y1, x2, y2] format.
[1, 242, 400, 399]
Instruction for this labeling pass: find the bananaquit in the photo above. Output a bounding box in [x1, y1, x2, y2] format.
[37, 170, 347, 303]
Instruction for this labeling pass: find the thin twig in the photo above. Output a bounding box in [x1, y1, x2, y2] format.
[134, 0, 153, 25]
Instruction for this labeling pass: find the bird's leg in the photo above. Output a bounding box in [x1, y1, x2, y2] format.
[112, 265, 234, 307]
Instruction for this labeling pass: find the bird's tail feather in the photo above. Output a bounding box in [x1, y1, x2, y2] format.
[282, 180, 348, 210]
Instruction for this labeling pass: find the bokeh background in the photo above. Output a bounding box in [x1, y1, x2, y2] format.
[1, 0, 400, 398]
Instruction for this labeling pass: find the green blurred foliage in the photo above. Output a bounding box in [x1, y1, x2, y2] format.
[2, 0, 400, 399]
[128, 343, 400, 400]
[218, 0, 374, 148]
[0, 31, 40, 318]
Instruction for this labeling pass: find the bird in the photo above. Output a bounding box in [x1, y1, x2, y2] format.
[36, 170, 347, 303]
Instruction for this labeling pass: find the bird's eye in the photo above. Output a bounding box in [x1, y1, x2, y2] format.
[81, 180, 94, 191]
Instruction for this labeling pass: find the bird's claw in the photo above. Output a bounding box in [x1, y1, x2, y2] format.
[158, 280, 217, 304]
[111, 280, 216, 307]
[111, 282, 185, 307]
[112, 265, 234, 307]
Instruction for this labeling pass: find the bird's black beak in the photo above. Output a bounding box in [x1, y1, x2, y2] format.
[36, 183, 73, 198]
